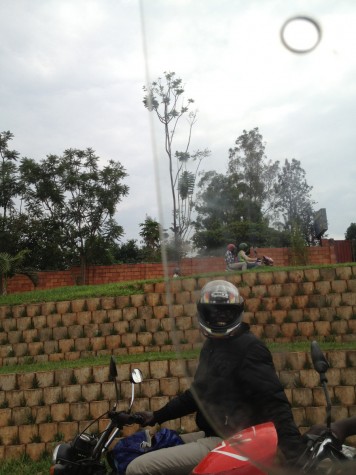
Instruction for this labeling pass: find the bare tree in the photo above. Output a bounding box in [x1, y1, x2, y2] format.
[143, 72, 210, 259]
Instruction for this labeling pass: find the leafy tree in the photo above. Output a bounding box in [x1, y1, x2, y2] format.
[193, 171, 242, 252]
[139, 216, 162, 262]
[274, 158, 316, 243]
[0, 249, 38, 295]
[0, 214, 23, 255]
[345, 223, 356, 240]
[143, 71, 210, 259]
[0, 131, 20, 221]
[19, 148, 129, 282]
[289, 225, 309, 265]
[193, 129, 285, 253]
[17, 215, 73, 270]
[0, 213, 62, 269]
[228, 128, 280, 222]
[113, 239, 142, 264]
[345, 223, 356, 261]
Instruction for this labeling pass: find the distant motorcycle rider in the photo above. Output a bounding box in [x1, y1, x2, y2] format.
[126, 280, 306, 475]
[237, 242, 260, 268]
[224, 243, 247, 271]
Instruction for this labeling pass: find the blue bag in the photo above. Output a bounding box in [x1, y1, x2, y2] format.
[112, 428, 184, 474]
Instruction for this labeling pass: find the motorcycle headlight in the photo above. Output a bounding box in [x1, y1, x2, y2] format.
[52, 444, 61, 464]
[51, 442, 74, 464]
[72, 433, 98, 457]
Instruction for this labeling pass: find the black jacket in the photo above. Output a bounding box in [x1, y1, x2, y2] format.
[153, 323, 305, 463]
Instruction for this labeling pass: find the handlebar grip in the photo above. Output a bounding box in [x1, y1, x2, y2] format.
[130, 414, 145, 425]
[110, 411, 148, 427]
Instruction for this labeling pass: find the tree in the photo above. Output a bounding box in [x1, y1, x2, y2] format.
[0, 133, 35, 264]
[345, 223, 356, 240]
[193, 171, 240, 252]
[193, 129, 285, 253]
[113, 239, 142, 264]
[139, 216, 162, 262]
[228, 128, 280, 222]
[0, 131, 20, 221]
[15, 214, 74, 270]
[143, 72, 210, 259]
[0, 249, 38, 295]
[19, 148, 129, 282]
[345, 223, 356, 261]
[274, 158, 316, 243]
[289, 224, 309, 265]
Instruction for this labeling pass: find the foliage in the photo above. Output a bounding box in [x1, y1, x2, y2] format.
[1, 213, 74, 270]
[0, 133, 138, 271]
[0, 249, 38, 295]
[113, 239, 143, 263]
[345, 223, 356, 240]
[274, 158, 316, 243]
[289, 225, 309, 265]
[0, 454, 51, 475]
[0, 130, 20, 220]
[193, 129, 288, 253]
[19, 148, 129, 281]
[345, 222, 356, 261]
[143, 71, 210, 259]
[193, 215, 290, 256]
[194, 129, 317, 254]
[227, 128, 280, 221]
[139, 216, 162, 261]
[0, 214, 24, 256]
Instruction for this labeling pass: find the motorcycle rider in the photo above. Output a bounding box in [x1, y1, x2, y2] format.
[126, 280, 306, 475]
[225, 243, 247, 271]
[237, 242, 260, 268]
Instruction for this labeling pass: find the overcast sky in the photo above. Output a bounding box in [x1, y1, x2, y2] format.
[1, 0, 355, 246]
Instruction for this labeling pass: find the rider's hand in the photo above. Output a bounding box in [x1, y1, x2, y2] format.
[117, 411, 137, 426]
[134, 411, 156, 427]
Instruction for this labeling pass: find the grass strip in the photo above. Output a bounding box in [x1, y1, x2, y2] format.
[1, 263, 355, 307]
[0, 454, 51, 475]
[1, 341, 355, 376]
[0, 349, 200, 375]
[0, 280, 157, 306]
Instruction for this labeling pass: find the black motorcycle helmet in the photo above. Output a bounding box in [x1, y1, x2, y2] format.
[197, 280, 244, 338]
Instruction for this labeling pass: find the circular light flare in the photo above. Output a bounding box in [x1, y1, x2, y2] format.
[281, 16, 322, 54]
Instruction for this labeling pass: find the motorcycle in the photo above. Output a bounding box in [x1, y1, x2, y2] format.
[252, 248, 274, 266]
[192, 422, 277, 475]
[192, 340, 356, 475]
[295, 341, 356, 474]
[49, 357, 144, 475]
[50, 342, 356, 475]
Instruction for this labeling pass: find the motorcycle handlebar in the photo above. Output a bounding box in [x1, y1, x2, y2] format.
[129, 413, 145, 425]
[111, 411, 145, 427]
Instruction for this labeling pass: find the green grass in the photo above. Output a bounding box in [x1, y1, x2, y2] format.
[268, 340, 356, 353]
[0, 349, 200, 375]
[0, 454, 51, 475]
[1, 341, 355, 377]
[0, 280, 159, 306]
[1, 262, 355, 307]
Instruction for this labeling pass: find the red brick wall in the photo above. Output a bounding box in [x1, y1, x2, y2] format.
[6, 242, 338, 294]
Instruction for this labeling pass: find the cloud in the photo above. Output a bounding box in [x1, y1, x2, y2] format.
[1, 0, 355, 243]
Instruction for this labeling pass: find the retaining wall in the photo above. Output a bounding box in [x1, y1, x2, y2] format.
[0, 265, 356, 461]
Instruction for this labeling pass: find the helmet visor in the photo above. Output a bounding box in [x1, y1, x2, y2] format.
[197, 303, 243, 329]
